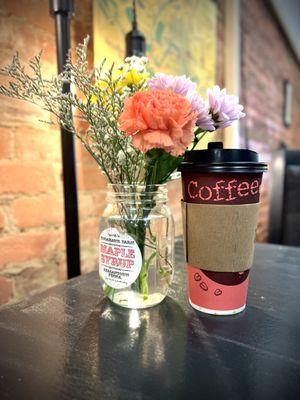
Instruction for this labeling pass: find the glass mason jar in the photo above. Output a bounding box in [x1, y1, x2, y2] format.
[99, 184, 174, 309]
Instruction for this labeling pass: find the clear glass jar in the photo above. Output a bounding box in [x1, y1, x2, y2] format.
[99, 184, 174, 309]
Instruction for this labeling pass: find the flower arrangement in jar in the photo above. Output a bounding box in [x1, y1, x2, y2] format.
[0, 37, 245, 308]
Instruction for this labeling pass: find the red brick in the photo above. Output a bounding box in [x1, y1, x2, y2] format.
[0, 276, 13, 305]
[0, 14, 56, 61]
[14, 126, 61, 162]
[81, 253, 98, 275]
[78, 194, 95, 219]
[0, 128, 11, 159]
[80, 218, 99, 243]
[77, 164, 107, 191]
[0, 162, 57, 194]
[12, 195, 64, 228]
[76, 140, 101, 164]
[0, 96, 48, 127]
[0, 209, 5, 230]
[58, 257, 67, 282]
[92, 191, 107, 215]
[1, 1, 55, 38]
[58, 227, 66, 252]
[78, 191, 106, 219]
[0, 231, 58, 269]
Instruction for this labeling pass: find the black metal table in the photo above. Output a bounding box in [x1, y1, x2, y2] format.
[0, 242, 300, 400]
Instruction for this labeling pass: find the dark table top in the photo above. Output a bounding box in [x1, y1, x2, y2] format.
[0, 242, 300, 400]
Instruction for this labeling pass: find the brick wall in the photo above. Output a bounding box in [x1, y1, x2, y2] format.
[0, 0, 106, 305]
[240, 0, 300, 241]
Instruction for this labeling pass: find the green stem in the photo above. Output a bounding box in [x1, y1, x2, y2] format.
[139, 251, 157, 300]
[191, 129, 207, 150]
[104, 284, 115, 300]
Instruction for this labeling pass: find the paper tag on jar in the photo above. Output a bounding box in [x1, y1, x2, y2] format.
[99, 228, 142, 289]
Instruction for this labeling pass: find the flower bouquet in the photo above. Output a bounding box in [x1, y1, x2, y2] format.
[0, 37, 245, 308]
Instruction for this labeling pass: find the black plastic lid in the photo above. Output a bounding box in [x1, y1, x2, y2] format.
[178, 142, 268, 173]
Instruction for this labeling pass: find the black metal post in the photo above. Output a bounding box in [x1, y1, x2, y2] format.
[125, 0, 146, 57]
[50, 0, 81, 278]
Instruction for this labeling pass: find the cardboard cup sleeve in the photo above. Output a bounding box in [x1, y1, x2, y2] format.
[182, 201, 260, 272]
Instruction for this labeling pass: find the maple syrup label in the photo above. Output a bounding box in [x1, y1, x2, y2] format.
[99, 228, 142, 289]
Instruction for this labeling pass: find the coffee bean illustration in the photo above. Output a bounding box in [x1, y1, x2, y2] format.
[214, 289, 222, 296]
[199, 282, 208, 291]
[194, 272, 201, 282]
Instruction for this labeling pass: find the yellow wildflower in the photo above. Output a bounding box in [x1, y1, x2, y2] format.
[119, 67, 149, 88]
[91, 80, 112, 104]
[91, 56, 149, 104]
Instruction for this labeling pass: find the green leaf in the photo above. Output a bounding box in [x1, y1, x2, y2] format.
[145, 149, 183, 184]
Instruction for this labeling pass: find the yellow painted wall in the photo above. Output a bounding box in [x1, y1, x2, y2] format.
[93, 0, 217, 96]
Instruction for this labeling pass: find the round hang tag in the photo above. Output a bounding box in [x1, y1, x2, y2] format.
[99, 228, 142, 289]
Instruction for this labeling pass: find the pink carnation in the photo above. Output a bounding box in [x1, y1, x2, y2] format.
[148, 73, 215, 131]
[118, 89, 197, 156]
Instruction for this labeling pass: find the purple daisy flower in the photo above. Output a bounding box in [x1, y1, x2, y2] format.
[207, 85, 246, 129]
[186, 91, 215, 131]
[148, 73, 197, 97]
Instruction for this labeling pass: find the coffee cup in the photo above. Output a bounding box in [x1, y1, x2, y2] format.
[179, 142, 267, 315]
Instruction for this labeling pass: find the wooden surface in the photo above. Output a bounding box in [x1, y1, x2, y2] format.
[0, 242, 300, 400]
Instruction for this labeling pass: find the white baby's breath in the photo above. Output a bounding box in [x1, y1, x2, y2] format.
[117, 150, 126, 165]
[0, 37, 146, 184]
